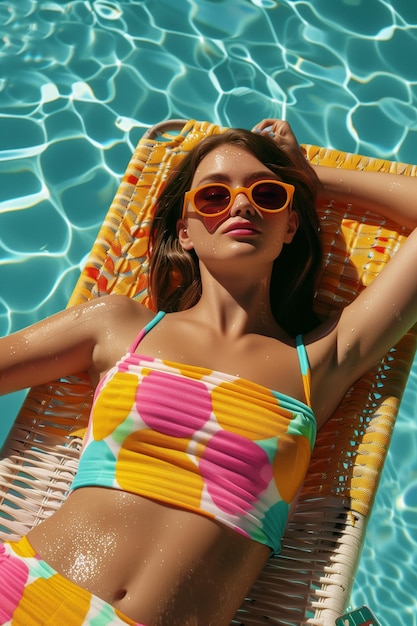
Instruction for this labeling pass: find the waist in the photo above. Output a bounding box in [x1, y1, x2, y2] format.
[27, 487, 269, 625]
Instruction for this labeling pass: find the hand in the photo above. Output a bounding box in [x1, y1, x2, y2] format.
[252, 119, 300, 153]
[252, 119, 319, 190]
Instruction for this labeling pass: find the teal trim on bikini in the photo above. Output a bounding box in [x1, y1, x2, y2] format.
[144, 310, 166, 333]
[295, 335, 309, 376]
[295, 334, 311, 407]
[130, 310, 166, 352]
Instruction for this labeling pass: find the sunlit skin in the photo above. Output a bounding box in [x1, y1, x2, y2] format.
[1, 120, 417, 625]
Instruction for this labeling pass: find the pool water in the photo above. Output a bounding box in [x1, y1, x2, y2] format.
[1, 1, 416, 623]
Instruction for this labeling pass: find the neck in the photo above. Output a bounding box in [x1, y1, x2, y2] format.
[189, 264, 282, 338]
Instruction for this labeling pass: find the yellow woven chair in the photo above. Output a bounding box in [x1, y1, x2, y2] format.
[1, 119, 416, 625]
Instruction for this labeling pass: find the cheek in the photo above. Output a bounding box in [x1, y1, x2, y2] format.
[202, 214, 228, 233]
[262, 217, 292, 254]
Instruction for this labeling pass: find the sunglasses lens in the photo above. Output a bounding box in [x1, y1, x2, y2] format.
[252, 182, 288, 210]
[194, 185, 231, 214]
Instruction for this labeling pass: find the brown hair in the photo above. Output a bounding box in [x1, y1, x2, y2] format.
[149, 129, 322, 336]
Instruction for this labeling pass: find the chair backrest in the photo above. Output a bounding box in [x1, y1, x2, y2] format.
[1, 119, 416, 625]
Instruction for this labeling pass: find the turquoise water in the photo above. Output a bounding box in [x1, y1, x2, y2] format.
[1, 1, 416, 623]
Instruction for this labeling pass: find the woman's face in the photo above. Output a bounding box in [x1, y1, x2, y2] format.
[178, 144, 299, 269]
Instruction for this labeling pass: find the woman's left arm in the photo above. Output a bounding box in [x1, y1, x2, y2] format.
[311, 226, 417, 428]
[336, 225, 417, 378]
[316, 164, 417, 231]
[308, 133, 417, 370]
[253, 118, 417, 230]
[254, 118, 417, 422]
[310, 140, 417, 402]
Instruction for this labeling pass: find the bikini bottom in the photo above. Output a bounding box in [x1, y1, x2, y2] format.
[0, 537, 146, 625]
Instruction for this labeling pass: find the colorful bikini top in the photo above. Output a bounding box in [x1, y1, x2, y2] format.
[71, 311, 316, 554]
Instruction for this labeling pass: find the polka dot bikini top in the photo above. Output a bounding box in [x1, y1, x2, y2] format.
[71, 311, 317, 554]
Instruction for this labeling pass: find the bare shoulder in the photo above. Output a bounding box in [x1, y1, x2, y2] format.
[89, 294, 154, 326]
[55, 294, 154, 344]
[300, 316, 345, 428]
[86, 295, 156, 373]
[0, 295, 157, 395]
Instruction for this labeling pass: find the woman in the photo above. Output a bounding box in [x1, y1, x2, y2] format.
[1, 119, 416, 626]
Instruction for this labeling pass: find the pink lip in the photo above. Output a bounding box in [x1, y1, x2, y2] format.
[223, 220, 260, 235]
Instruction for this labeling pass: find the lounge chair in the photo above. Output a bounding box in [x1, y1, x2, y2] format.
[1, 119, 416, 625]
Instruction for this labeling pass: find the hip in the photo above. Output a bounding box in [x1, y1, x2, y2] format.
[25, 487, 269, 625]
[0, 537, 143, 625]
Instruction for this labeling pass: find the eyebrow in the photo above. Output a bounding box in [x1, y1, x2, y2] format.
[196, 171, 280, 186]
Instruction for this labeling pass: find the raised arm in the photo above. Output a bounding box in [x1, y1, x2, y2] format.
[253, 119, 417, 425]
[253, 118, 417, 230]
[306, 223, 417, 425]
[315, 163, 417, 231]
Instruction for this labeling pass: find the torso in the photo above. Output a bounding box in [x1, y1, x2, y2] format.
[28, 487, 268, 625]
[27, 303, 318, 626]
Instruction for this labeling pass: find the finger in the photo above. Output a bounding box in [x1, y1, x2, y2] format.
[252, 119, 282, 133]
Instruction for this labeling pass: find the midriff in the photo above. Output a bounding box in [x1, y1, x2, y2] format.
[27, 487, 269, 626]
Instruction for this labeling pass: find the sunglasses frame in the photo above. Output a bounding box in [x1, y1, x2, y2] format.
[182, 179, 295, 220]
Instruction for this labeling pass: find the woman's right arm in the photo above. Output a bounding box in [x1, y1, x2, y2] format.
[0, 294, 150, 397]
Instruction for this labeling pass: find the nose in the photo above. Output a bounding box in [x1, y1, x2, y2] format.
[229, 190, 257, 216]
